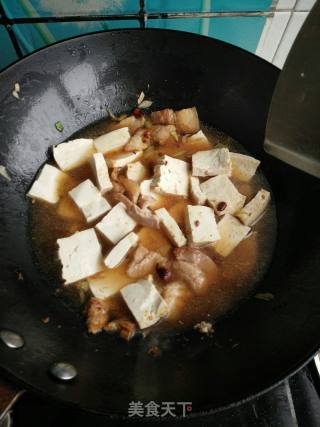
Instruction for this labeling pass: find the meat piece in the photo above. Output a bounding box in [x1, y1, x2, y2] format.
[111, 115, 145, 134]
[194, 321, 214, 334]
[151, 109, 176, 125]
[125, 129, 149, 152]
[86, 297, 109, 334]
[110, 167, 125, 193]
[162, 281, 192, 320]
[173, 247, 219, 295]
[127, 245, 168, 279]
[105, 319, 136, 341]
[151, 125, 178, 145]
[114, 193, 160, 229]
[118, 176, 140, 203]
[175, 107, 200, 134]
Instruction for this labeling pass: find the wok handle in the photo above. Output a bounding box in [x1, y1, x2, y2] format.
[0, 378, 24, 423]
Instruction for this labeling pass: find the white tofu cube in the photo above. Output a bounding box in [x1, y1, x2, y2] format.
[230, 152, 261, 182]
[104, 232, 139, 268]
[69, 179, 111, 223]
[200, 175, 246, 216]
[120, 278, 168, 329]
[187, 129, 209, 142]
[236, 189, 271, 226]
[190, 176, 207, 205]
[126, 161, 148, 183]
[213, 214, 251, 257]
[27, 164, 68, 204]
[155, 207, 187, 247]
[151, 155, 189, 197]
[53, 138, 94, 171]
[192, 148, 232, 177]
[57, 228, 104, 284]
[106, 151, 142, 168]
[90, 153, 113, 194]
[93, 127, 130, 154]
[95, 202, 137, 244]
[185, 205, 220, 245]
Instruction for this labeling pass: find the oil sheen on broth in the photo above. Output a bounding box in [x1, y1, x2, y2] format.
[30, 119, 276, 332]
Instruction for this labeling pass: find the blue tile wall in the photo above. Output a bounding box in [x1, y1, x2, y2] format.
[2, 0, 139, 18]
[0, 0, 272, 71]
[146, 0, 272, 12]
[0, 25, 19, 70]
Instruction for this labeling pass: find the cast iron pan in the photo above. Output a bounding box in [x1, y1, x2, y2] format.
[0, 29, 320, 418]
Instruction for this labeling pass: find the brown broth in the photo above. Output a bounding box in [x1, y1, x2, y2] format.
[30, 119, 276, 333]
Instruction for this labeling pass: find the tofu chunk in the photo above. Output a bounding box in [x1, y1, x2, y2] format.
[230, 152, 261, 182]
[185, 205, 220, 245]
[126, 161, 148, 183]
[192, 148, 232, 177]
[200, 175, 246, 216]
[175, 107, 200, 134]
[69, 179, 111, 223]
[90, 153, 113, 194]
[27, 164, 68, 204]
[187, 130, 208, 143]
[120, 278, 168, 329]
[151, 155, 189, 197]
[57, 228, 104, 284]
[155, 207, 187, 247]
[104, 232, 139, 268]
[190, 176, 207, 205]
[213, 214, 251, 257]
[95, 202, 137, 244]
[236, 189, 271, 226]
[93, 127, 130, 154]
[106, 151, 142, 168]
[53, 138, 94, 171]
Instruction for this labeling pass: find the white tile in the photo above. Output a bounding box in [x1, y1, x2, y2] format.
[276, 0, 296, 9]
[273, 12, 308, 68]
[256, 12, 291, 62]
[295, 0, 316, 11]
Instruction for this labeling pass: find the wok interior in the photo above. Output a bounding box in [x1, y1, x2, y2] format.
[0, 30, 320, 416]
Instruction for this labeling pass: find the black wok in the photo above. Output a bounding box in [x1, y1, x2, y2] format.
[0, 29, 320, 419]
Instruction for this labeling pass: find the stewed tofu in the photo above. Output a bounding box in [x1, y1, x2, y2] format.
[236, 189, 271, 226]
[200, 175, 246, 216]
[95, 202, 137, 244]
[213, 214, 251, 257]
[104, 232, 139, 268]
[69, 179, 111, 222]
[190, 176, 207, 205]
[90, 153, 113, 194]
[120, 278, 168, 329]
[175, 107, 200, 134]
[106, 151, 142, 168]
[155, 207, 187, 247]
[53, 138, 94, 171]
[93, 127, 131, 154]
[57, 228, 104, 284]
[186, 205, 220, 245]
[151, 155, 189, 197]
[192, 148, 232, 177]
[187, 130, 208, 143]
[230, 152, 261, 182]
[126, 161, 148, 183]
[27, 164, 68, 204]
